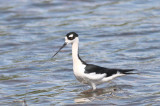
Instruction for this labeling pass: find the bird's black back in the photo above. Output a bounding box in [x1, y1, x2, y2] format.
[85, 64, 135, 77]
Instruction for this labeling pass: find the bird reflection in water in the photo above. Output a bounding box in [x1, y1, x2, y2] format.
[74, 84, 133, 104]
[74, 85, 119, 104]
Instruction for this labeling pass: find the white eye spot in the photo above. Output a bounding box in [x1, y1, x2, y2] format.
[69, 34, 73, 37]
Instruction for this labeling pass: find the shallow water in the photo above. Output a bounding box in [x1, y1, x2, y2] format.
[0, 0, 160, 105]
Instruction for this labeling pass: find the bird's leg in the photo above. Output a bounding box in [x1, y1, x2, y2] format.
[91, 83, 96, 91]
[82, 83, 97, 93]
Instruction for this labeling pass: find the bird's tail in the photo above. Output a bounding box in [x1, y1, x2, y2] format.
[119, 69, 137, 74]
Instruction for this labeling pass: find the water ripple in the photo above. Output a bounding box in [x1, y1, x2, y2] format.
[0, 0, 160, 105]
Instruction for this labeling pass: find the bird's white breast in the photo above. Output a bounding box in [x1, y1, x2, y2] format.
[73, 63, 90, 84]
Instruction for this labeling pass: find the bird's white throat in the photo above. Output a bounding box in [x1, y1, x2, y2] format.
[71, 38, 85, 70]
[71, 38, 86, 82]
[72, 38, 81, 65]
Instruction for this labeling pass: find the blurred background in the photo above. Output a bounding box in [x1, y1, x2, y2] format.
[0, 0, 160, 105]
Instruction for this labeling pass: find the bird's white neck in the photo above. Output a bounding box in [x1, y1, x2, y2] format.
[72, 39, 83, 67]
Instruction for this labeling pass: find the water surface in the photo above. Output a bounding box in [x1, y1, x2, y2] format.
[0, 0, 160, 105]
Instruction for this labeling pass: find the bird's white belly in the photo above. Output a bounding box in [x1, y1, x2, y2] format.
[73, 69, 124, 85]
[73, 66, 106, 85]
[73, 65, 89, 84]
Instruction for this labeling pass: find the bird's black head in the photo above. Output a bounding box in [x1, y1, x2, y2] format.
[52, 32, 79, 58]
[66, 32, 78, 40]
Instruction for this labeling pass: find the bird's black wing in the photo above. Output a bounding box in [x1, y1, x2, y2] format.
[85, 64, 135, 77]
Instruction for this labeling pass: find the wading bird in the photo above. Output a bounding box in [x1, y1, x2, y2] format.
[52, 32, 135, 91]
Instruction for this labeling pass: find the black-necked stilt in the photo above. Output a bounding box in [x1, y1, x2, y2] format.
[52, 32, 135, 91]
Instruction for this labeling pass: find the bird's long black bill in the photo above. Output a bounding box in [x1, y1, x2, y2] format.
[52, 42, 67, 58]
